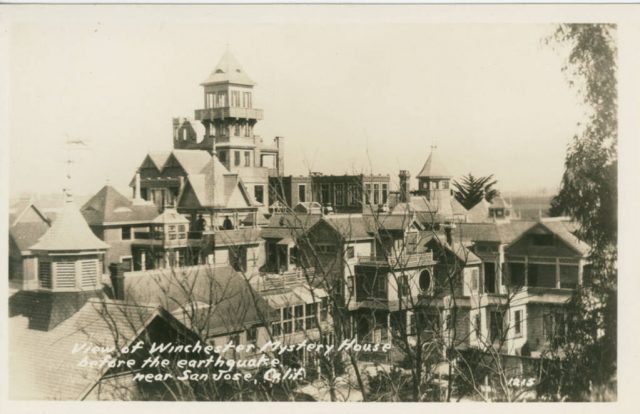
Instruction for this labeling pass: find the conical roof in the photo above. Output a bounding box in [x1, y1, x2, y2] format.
[30, 199, 109, 251]
[417, 147, 451, 179]
[201, 50, 255, 86]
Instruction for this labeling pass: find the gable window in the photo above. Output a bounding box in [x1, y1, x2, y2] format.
[121, 226, 131, 240]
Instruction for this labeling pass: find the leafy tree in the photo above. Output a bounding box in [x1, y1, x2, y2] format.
[544, 23, 617, 401]
[452, 173, 499, 210]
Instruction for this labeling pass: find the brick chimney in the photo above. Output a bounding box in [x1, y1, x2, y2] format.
[109, 263, 126, 300]
[399, 170, 411, 203]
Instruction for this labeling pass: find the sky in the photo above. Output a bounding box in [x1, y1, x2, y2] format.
[7, 6, 589, 199]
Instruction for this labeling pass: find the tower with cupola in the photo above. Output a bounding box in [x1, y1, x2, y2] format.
[415, 146, 452, 202]
[192, 50, 264, 172]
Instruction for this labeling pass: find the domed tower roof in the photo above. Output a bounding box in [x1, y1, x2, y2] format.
[417, 147, 452, 179]
[30, 198, 109, 252]
[201, 50, 255, 86]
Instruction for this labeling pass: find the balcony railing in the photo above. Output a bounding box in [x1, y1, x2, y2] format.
[195, 107, 263, 121]
[254, 267, 315, 292]
[356, 251, 434, 268]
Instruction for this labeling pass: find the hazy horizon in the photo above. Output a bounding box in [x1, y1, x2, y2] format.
[8, 7, 588, 200]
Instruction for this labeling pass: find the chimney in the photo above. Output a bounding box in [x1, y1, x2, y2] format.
[275, 136, 285, 176]
[109, 263, 126, 300]
[444, 223, 456, 246]
[172, 118, 181, 142]
[399, 170, 411, 203]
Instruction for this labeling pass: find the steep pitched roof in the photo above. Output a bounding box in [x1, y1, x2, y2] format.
[81, 185, 159, 226]
[180, 156, 254, 209]
[201, 50, 255, 86]
[417, 148, 451, 179]
[514, 220, 591, 256]
[9, 295, 183, 400]
[466, 199, 491, 223]
[169, 150, 213, 175]
[489, 195, 511, 209]
[147, 152, 172, 170]
[9, 201, 51, 253]
[30, 199, 109, 252]
[122, 265, 276, 336]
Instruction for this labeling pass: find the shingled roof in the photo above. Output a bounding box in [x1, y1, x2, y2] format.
[120, 265, 276, 336]
[81, 185, 159, 226]
[9, 201, 51, 253]
[417, 147, 451, 179]
[30, 199, 109, 252]
[201, 50, 256, 86]
[9, 295, 188, 400]
[179, 156, 256, 209]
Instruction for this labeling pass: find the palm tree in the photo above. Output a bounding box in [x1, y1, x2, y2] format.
[452, 174, 499, 210]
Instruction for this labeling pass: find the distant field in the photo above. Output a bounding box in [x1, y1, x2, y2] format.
[509, 195, 554, 220]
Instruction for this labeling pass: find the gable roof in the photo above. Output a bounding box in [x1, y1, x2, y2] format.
[201, 50, 255, 86]
[425, 236, 482, 265]
[312, 215, 375, 241]
[169, 150, 213, 175]
[417, 147, 451, 179]
[9, 201, 51, 253]
[9, 295, 190, 400]
[121, 265, 276, 336]
[466, 199, 491, 223]
[179, 156, 255, 209]
[30, 199, 110, 252]
[508, 220, 590, 256]
[456, 221, 536, 244]
[81, 185, 159, 226]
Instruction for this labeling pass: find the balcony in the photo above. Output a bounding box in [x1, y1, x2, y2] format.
[356, 251, 434, 269]
[195, 107, 263, 121]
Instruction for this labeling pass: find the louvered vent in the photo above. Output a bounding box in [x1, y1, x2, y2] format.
[39, 261, 52, 289]
[80, 259, 98, 289]
[55, 261, 76, 289]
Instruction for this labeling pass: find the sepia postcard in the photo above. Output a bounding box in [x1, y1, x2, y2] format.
[1, 3, 639, 412]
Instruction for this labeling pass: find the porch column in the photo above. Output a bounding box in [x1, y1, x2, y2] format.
[578, 260, 584, 286]
[555, 258, 561, 289]
[164, 251, 170, 269]
[141, 251, 146, 271]
[524, 256, 529, 286]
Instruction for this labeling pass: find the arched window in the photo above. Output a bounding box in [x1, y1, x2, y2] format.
[419, 269, 432, 292]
